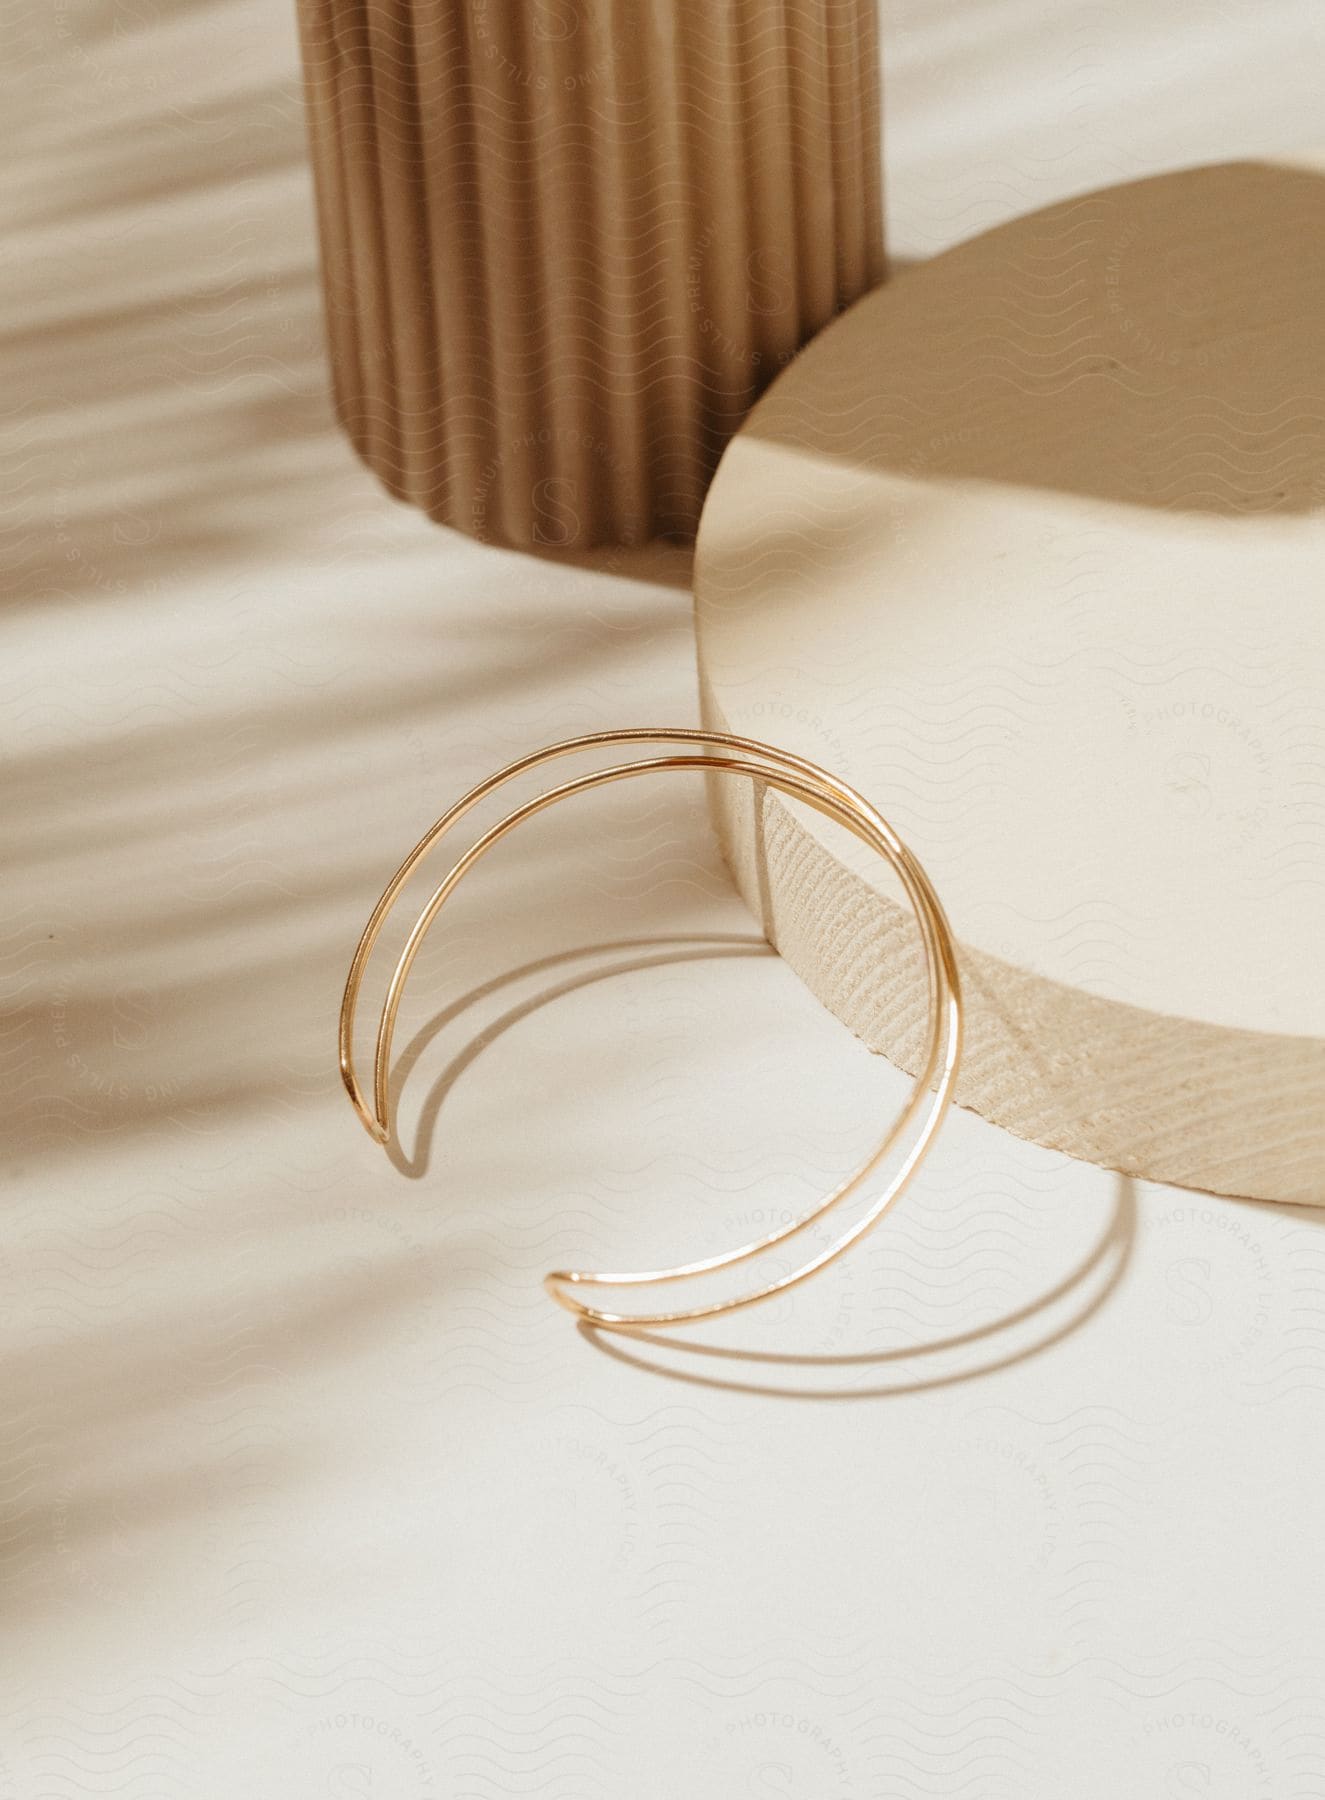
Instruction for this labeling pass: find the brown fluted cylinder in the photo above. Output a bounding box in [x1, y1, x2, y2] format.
[295, 0, 884, 550]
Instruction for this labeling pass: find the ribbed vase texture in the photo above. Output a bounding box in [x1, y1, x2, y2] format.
[296, 0, 884, 549]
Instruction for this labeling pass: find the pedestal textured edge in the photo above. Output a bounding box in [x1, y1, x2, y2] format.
[295, 0, 884, 549]
[700, 675, 1324, 1206]
[691, 157, 1325, 1208]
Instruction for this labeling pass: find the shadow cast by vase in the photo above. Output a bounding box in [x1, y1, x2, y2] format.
[744, 159, 1325, 519]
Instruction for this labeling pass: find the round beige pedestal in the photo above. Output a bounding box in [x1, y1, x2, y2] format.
[696, 159, 1325, 1204]
[295, 0, 883, 551]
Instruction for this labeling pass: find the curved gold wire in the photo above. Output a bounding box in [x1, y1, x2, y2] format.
[339, 729, 963, 1333]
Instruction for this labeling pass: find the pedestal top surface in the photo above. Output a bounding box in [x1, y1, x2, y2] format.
[697, 158, 1325, 1041]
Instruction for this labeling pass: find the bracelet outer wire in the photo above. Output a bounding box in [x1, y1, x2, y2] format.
[339, 728, 939, 1130]
[338, 729, 962, 1332]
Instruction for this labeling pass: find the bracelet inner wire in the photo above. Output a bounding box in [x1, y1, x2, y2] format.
[339, 729, 962, 1332]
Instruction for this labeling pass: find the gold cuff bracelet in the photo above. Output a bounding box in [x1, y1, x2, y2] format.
[339, 729, 963, 1333]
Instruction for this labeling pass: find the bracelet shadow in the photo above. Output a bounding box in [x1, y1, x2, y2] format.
[380, 930, 1134, 1400]
[383, 933, 776, 1180]
[576, 1172, 1135, 1401]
